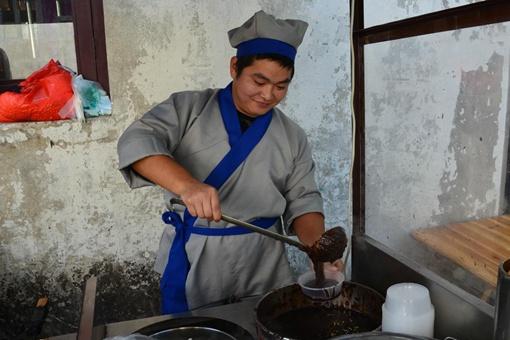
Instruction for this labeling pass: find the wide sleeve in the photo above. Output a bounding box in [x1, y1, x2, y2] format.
[117, 93, 194, 189]
[283, 128, 324, 235]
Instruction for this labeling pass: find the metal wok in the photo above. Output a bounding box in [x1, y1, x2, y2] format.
[256, 281, 384, 340]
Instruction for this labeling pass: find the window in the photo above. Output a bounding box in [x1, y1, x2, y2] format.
[363, 0, 486, 28]
[352, 0, 510, 305]
[0, 0, 73, 24]
[0, 0, 108, 93]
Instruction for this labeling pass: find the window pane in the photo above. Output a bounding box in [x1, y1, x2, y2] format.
[364, 22, 510, 305]
[0, 0, 76, 80]
[364, 0, 485, 28]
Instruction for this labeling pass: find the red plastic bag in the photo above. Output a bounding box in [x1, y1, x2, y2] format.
[0, 59, 75, 122]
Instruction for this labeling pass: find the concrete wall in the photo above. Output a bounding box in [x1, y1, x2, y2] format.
[0, 23, 76, 79]
[0, 0, 351, 337]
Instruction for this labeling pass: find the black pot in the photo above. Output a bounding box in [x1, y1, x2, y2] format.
[256, 281, 385, 340]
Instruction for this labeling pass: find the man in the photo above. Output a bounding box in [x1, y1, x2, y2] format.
[117, 10, 340, 314]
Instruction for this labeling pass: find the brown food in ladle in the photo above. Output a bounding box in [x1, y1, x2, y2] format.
[306, 226, 348, 285]
[307, 226, 348, 263]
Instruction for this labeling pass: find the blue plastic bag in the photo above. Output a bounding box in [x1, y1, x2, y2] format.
[72, 75, 112, 118]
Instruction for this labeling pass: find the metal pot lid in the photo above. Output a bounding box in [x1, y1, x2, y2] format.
[133, 316, 253, 340]
[151, 326, 237, 340]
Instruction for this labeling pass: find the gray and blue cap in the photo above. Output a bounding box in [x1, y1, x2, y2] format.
[228, 10, 308, 61]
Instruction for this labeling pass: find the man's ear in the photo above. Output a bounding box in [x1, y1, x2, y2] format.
[229, 56, 238, 79]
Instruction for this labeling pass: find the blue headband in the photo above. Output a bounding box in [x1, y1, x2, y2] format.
[236, 38, 297, 61]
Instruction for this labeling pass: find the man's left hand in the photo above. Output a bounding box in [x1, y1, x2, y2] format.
[323, 259, 344, 273]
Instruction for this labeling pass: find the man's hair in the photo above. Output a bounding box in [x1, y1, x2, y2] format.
[235, 53, 295, 79]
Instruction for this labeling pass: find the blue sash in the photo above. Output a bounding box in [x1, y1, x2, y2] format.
[160, 83, 277, 314]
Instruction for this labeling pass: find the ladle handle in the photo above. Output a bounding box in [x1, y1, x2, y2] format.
[169, 198, 307, 251]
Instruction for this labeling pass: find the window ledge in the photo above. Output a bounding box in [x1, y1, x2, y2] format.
[0, 115, 117, 145]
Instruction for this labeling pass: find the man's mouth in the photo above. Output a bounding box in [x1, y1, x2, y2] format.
[254, 100, 271, 107]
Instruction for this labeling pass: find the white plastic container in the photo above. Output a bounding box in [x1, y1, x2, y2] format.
[382, 283, 435, 337]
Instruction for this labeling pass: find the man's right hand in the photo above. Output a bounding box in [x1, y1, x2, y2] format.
[132, 155, 222, 221]
[179, 181, 221, 222]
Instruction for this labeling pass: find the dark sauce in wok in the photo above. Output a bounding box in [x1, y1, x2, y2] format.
[266, 306, 378, 340]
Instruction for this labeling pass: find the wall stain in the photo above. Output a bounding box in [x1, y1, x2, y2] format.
[433, 52, 504, 225]
[0, 258, 159, 339]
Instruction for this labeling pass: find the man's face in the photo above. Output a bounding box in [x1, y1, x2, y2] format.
[230, 57, 292, 118]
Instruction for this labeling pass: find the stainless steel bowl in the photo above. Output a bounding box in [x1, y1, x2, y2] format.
[331, 331, 437, 340]
[151, 326, 237, 340]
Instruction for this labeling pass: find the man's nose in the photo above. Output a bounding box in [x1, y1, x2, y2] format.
[260, 85, 274, 101]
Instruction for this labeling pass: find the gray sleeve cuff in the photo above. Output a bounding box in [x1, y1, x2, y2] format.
[283, 193, 324, 235]
[117, 137, 173, 189]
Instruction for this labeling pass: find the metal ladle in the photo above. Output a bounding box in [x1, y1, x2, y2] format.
[168, 198, 347, 262]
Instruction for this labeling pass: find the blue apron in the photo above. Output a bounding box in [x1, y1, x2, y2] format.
[160, 83, 278, 314]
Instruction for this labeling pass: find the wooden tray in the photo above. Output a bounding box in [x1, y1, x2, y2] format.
[412, 215, 510, 287]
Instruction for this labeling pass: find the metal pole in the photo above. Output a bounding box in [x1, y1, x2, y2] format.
[493, 259, 510, 340]
[55, 0, 61, 17]
[26, 0, 36, 59]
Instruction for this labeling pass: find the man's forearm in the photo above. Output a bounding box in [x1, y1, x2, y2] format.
[132, 155, 222, 221]
[131, 155, 198, 194]
[292, 212, 325, 247]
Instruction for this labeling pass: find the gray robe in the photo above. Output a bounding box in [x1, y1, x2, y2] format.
[117, 88, 323, 309]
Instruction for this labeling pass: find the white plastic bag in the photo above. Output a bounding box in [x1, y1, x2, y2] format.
[72, 74, 112, 118]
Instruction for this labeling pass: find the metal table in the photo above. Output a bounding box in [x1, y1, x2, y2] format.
[45, 297, 259, 340]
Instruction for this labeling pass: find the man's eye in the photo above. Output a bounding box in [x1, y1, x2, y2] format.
[254, 80, 264, 86]
[277, 86, 287, 91]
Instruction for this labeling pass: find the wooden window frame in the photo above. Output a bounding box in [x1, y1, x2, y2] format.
[0, 0, 108, 93]
[351, 0, 510, 236]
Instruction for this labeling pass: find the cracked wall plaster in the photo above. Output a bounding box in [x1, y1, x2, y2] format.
[435, 52, 504, 224]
